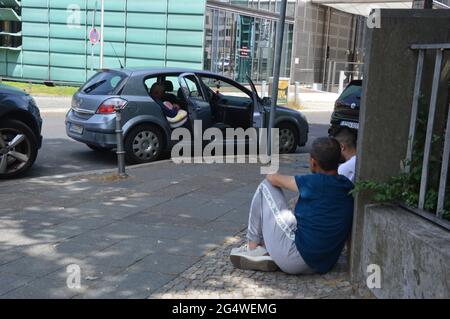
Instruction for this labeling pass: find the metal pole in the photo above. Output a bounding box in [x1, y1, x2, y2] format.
[115, 106, 127, 178]
[268, 0, 287, 156]
[90, 3, 96, 73]
[405, 49, 424, 173]
[331, 60, 337, 92]
[295, 81, 300, 107]
[99, 0, 105, 69]
[437, 103, 450, 217]
[419, 49, 443, 210]
[338, 70, 345, 94]
[261, 80, 267, 97]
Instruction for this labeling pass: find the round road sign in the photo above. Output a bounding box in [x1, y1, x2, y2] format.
[89, 28, 100, 45]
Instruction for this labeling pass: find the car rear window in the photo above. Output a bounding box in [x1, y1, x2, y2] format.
[339, 84, 362, 100]
[81, 71, 127, 95]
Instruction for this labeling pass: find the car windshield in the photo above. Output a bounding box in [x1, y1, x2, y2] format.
[81, 71, 127, 95]
[339, 84, 361, 100]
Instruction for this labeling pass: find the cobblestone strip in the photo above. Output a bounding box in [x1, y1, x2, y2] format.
[150, 232, 359, 299]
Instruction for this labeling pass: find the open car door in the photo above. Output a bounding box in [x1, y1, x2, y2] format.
[178, 73, 212, 130]
[246, 75, 266, 129]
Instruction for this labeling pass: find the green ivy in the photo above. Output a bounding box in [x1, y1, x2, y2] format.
[352, 97, 449, 221]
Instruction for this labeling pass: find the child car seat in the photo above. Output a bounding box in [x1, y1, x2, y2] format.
[166, 109, 188, 129]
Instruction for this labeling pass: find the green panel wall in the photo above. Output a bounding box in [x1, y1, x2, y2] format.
[1, 0, 206, 83]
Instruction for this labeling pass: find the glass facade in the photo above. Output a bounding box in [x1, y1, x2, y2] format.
[1, 0, 207, 83]
[224, 0, 296, 17]
[204, 2, 294, 84]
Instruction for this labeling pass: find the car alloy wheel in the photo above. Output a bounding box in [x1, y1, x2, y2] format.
[0, 126, 33, 177]
[132, 130, 160, 161]
[124, 124, 164, 164]
[278, 126, 296, 154]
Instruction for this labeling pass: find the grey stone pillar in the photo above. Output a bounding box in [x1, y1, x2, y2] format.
[350, 9, 450, 288]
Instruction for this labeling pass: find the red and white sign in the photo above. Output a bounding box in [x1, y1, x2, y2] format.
[238, 46, 251, 58]
[89, 28, 100, 45]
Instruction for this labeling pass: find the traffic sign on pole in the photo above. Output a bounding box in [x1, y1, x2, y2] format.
[89, 28, 100, 45]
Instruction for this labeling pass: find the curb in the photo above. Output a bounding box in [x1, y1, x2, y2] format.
[0, 158, 173, 187]
[1, 153, 304, 187]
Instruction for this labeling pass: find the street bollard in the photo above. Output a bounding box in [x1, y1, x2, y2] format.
[114, 105, 128, 178]
[338, 70, 345, 95]
[261, 80, 267, 98]
[295, 81, 301, 107]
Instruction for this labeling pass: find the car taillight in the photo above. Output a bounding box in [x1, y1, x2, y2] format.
[97, 97, 128, 114]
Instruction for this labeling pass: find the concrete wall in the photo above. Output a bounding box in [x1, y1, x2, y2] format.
[360, 205, 450, 298]
[350, 9, 450, 297]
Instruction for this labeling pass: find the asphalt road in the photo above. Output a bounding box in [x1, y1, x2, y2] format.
[23, 98, 332, 178]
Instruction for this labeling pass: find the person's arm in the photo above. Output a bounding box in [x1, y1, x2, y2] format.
[266, 174, 298, 193]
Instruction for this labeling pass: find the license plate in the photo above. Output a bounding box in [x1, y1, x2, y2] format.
[69, 124, 84, 134]
[340, 121, 359, 130]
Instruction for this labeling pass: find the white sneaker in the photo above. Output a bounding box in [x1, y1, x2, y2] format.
[230, 244, 278, 272]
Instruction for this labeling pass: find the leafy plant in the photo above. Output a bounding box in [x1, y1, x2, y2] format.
[352, 96, 449, 221]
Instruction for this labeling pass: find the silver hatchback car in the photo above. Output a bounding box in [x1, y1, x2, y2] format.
[66, 68, 309, 164]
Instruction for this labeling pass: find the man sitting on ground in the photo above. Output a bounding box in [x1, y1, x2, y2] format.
[334, 128, 357, 183]
[230, 137, 354, 275]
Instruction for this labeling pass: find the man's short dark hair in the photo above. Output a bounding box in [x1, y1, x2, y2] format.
[310, 137, 341, 171]
[334, 128, 357, 149]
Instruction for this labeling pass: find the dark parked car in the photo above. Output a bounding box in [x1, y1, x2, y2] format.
[0, 84, 42, 179]
[329, 80, 361, 136]
[66, 68, 309, 163]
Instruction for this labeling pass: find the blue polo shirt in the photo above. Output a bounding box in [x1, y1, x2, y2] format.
[294, 174, 354, 274]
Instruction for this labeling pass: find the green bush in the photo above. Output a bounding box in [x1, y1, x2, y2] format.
[352, 97, 449, 220]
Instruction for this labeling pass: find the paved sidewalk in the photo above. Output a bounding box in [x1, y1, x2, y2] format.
[0, 154, 359, 298]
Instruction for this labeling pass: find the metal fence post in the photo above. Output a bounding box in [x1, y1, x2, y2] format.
[405, 49, 424, 173]
[437, 102, 450, 217]
[418, 49, 443, 210]
[115, 106, 127, 178]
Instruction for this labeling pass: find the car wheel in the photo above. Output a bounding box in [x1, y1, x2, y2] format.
[0, 119, 38, 179]
[124, 124, 163, 164]
[277, 123, 298, 154]
[86, 144, 112, 152]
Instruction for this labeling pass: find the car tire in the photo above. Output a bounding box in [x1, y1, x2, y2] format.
[86, 144, 112, 152]
[0, 119, 38, 179]
[124, 124, 164, 164]
[277, 122, 298, 154]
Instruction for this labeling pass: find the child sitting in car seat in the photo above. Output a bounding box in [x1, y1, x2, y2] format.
[150, 83, 188, 128]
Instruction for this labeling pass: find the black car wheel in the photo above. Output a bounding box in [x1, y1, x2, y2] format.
[0, 119, 38, 179]
[86, 144, 112, 152]
[124, 124, 163, 164]
[277, 123, 298, 154]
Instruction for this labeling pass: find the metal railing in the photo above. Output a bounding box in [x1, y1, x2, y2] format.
[407, 43, 450, 219]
